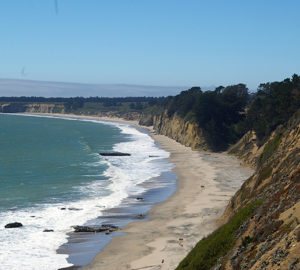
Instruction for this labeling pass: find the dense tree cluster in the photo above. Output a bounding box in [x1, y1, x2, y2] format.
[164, 85, 249, 151]
[159, 74, 300, 150]
[246, 74, 300, 144]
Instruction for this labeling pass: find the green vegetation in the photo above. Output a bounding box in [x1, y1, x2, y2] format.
[165, 84, 249, 151]
[258, 133, 283, 166]
[176, 199, 264, 270]
[62, 97, 164, 114]
[65, 101, 148, 115]
[246, 74, 300, 144]
[259, 166, 273, 181]
[158, 74, 300, 151]
[241, 236, 252, 247]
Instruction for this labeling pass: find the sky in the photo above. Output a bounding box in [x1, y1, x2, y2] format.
[0, 0, 299, 96]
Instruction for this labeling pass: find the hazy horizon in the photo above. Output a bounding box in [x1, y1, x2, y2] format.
[0, 78, 193, 97]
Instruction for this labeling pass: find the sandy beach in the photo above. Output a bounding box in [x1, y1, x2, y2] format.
[24, 113, 253, 270]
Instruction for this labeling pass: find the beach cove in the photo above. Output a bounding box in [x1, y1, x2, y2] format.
[25, 113, 253, 270]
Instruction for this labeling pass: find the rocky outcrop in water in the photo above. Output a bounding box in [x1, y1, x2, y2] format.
[5, 222, 23, 228]
[99, 152, 131, 156]
[73, 224, 118, 233]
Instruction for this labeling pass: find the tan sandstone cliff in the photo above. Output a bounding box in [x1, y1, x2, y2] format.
[216, 110, 300, 270]
[151, 111, 209, 151]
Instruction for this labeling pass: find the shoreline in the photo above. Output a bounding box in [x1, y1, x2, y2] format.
[86, 133, 253, 270]
[21, 113, 254, 269]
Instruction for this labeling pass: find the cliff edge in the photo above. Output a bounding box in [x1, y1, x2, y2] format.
[177, 110, 300, 270]
[149, 111, 210, 151]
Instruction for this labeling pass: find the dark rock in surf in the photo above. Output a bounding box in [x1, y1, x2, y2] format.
[135, 214, 146, 219]
[100, 224, 118, 232]
[43, 229, 54, 232]
[136, 197, 144, 201]
[5, 222, 23, 228]
[73, 226, 97, 233]
[73, 224, 118, 233]
[99, 152, 131, 156]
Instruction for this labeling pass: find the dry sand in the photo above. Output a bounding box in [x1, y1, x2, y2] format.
[23, 113, 253, 270]
[85, 133, 253, 270]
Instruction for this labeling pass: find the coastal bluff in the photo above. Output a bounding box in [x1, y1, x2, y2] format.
[176, 110, 300, 270]
[139, 109, 300, 269]
[151, 112, 210, 151]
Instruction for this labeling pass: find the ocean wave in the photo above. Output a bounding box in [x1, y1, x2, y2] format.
[0, 116, 173, 270]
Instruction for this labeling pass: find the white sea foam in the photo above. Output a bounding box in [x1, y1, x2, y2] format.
[0, 116, 173, 270]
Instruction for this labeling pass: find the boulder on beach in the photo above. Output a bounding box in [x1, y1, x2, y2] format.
[5, 222, 23, 228]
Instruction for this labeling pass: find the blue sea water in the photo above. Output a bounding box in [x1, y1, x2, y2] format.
[0, 114, 124, 210]
[0, 114, 174, 270]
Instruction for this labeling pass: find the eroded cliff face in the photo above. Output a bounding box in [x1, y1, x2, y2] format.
[217, 111, 300, 270]
[151, 112, 209, 151]
[227, 130, 261, 168]
[0, 103, 65, 114]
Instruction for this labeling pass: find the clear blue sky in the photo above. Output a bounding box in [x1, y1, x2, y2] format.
[0, 0, 299, 91]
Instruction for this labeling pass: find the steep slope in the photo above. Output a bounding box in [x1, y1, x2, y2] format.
[177, 110, 300, 270]
[151, 111, 210, 151]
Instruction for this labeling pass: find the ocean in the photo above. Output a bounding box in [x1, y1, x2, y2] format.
[0, 114, 176, 270]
